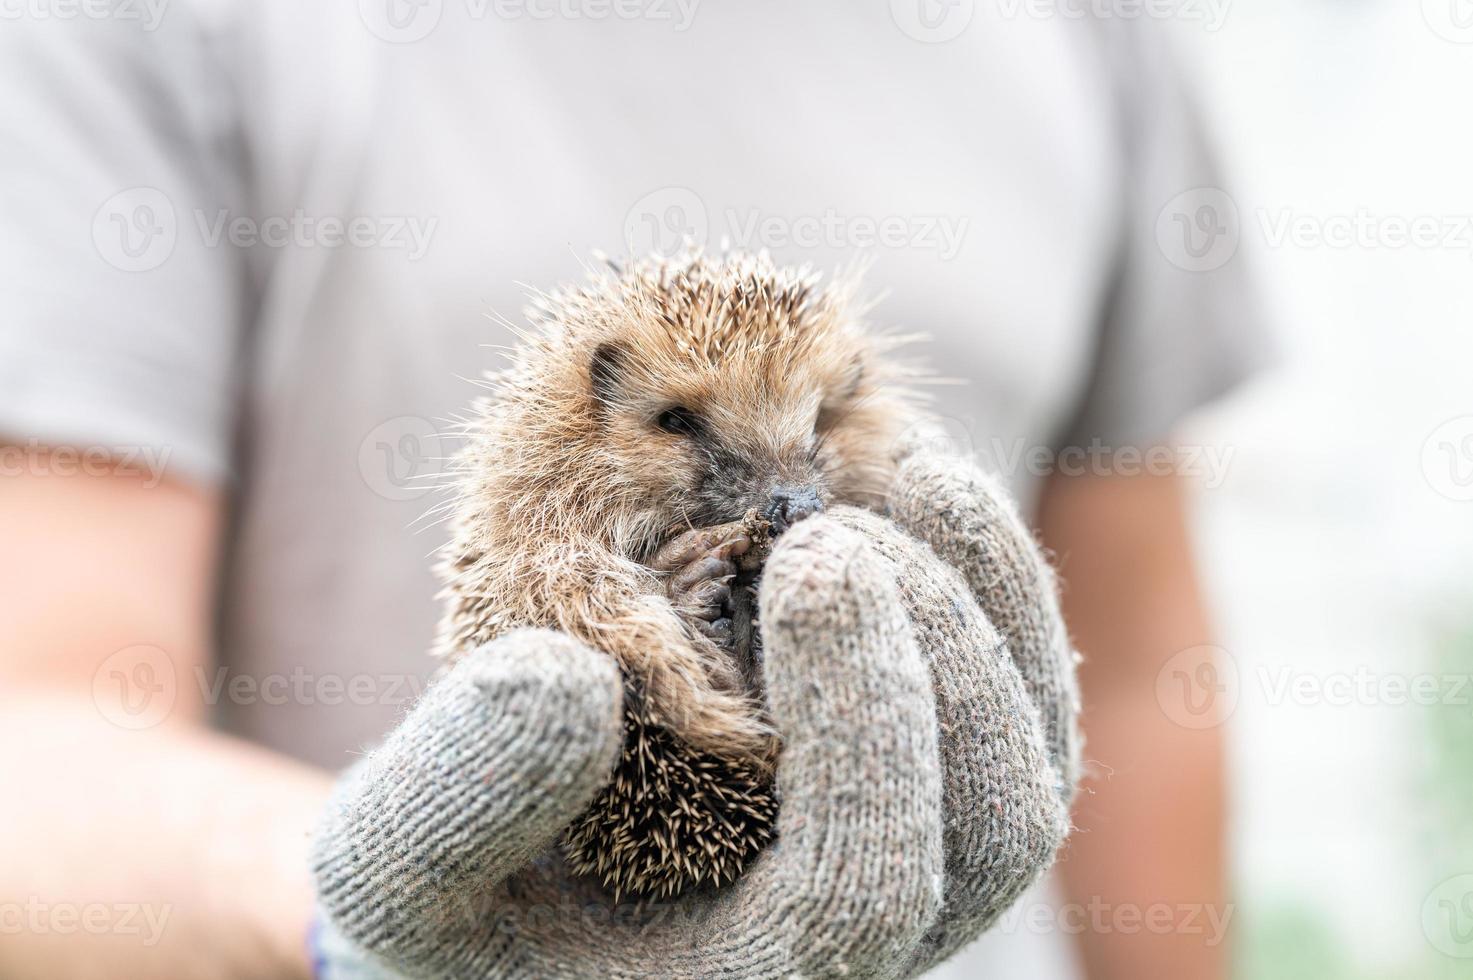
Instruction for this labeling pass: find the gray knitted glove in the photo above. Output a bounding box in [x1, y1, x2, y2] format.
[883, 453, 1083, 973]
[312, 456, 1077, 980]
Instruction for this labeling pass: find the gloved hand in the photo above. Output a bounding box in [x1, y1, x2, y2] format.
[311, 454, 1079, 979]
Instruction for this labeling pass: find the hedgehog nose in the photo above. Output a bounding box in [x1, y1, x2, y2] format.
[764, 485, 824, 537]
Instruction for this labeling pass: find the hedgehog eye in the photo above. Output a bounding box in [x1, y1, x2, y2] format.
[655, 407, 704, 438]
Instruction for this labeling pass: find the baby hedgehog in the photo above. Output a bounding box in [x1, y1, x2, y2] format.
[435, 250, 923, 899]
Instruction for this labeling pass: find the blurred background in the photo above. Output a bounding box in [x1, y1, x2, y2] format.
[3, 1, 1472, 978]
[1168, 2, 1473, 976]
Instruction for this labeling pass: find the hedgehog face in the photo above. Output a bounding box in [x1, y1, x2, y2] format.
[585, 329, 877, 551]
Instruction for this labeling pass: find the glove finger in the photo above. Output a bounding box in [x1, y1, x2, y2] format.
[825, 508, 1073, 973]
[890, 453, 1082, 796]
[742, 516, 944, 975]
[311, 629, 623, 976]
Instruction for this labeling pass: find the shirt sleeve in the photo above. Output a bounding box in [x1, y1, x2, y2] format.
[1057, 21, 1276, 451]
[0, 5, 249, 486]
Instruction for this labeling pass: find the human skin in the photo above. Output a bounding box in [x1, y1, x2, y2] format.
[0, 459, 329, 979]
[1040, 468, 1229, 980]
[0, 454, 1224, 979]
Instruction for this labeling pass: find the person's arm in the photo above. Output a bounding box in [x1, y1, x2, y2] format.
[1037, 468, 1228, 980]
[0, 457, 329, 978]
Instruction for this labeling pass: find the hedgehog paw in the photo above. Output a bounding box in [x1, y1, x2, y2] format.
[653, 524, 750, 646]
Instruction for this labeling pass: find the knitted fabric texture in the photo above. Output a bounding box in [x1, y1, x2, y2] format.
[311, 453, 1079, 979]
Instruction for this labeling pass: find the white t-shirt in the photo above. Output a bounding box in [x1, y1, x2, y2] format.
[0, 3, 1264, 975]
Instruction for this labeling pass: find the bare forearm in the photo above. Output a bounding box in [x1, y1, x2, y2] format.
[0, 693, 330, 979]
[1039, 470, 1230, 980]
[0, 462, 330, 978]
[1060, 682, 1228, 978]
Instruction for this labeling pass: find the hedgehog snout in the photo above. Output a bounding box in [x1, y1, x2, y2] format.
[763, 484, 824, 537]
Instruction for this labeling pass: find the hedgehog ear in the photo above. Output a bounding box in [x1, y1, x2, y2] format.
[589, 342, 631, 408]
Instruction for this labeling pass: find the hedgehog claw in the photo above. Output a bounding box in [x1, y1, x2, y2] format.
[701, 617, 735, 646]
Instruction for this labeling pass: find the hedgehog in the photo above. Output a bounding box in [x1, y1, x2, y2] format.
[434, 250, 925, 900]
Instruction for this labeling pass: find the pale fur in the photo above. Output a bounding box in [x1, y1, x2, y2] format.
[435, 251, 925, 764]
